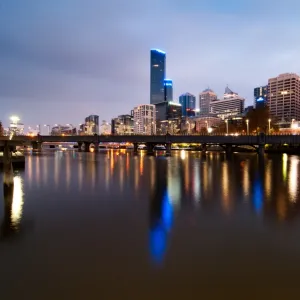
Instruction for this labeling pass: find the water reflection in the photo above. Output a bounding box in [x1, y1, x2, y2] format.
[1, 175, 24, 239]
[20, 150, 300, 223]
[149, 158, 173, 265]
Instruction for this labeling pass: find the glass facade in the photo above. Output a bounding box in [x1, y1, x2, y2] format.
[164, 79, 173, 102]
[179, 93, 196, 117]
[254, 86, 268, 109]
[150, 49, 166, 105]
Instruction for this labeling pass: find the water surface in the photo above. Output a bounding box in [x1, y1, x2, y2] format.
[1, 150, 300, 298]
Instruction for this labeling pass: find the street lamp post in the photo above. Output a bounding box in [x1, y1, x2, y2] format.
[268, 119, 271, 134]
[246, 119, 249, 135]
[225, 119, 228, 135]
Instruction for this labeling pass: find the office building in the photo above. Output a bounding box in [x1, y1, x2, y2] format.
[99, 121, 111, 135]
[268, 73, 300, 122]
[51, 125, 76, 136]
[83, 115, 99, 135]
[150, 49, 166, 105]
[179, 93, 196, 117]
[156, 101, 182, 121]
[254, 85, 268, 109]
[164, 79, 173, 102]
[199, 88, 217, 116]
[209, 86, 245, 120]
[111, 114, 134, 135]
[133, 104, 156, 135]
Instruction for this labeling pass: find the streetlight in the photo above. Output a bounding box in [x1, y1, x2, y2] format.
[10, 116, 20, 124]
[246, 119, 249, 135]
[44, 124, 50, 135]
[268, 119, 271, 134]
[36, 124, 41, 134]
[205, 120, 208, 132]
[225, 119, 228, 135]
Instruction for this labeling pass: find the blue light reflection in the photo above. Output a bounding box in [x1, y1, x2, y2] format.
[149, 190, 173, 264]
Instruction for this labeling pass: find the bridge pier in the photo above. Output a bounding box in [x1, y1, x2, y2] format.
[201, 143, 207, 153]
[3, 142, 14, 187]
[84, 142, 91, 152]
[146, 143, 155, 155]
[225, 144, 233, 156]
[77, 142, 83, 151]
[166, 143, 171, 156]
[93, 142, 99, 152]
[133, 143, 138, 155]
[258, 144, 265, 156]
[32, 141, 42, 151]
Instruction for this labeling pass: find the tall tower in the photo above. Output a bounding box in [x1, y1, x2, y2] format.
[164, 79, 173, 102]
[199, 88, 217, 116]
[150, 49, 166, 105]
[268, 73, 300, 122]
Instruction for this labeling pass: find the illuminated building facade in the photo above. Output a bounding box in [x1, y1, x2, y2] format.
[84, 115, 99, 135]
[268, 73, 300, 122]
[164, 79, 173, 102]
[150, 49, 166, 105]
[111, 114, 134, 135]
[179, 93, 196, 117]
[51, 125, 76, 136]
[134, 104, 156, 135]
[199, 88, 217, 116]
[209, 86, 245, 120]
[254, 85, 268, 109]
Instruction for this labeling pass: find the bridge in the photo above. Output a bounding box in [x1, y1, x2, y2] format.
[1, 134, 300, 155]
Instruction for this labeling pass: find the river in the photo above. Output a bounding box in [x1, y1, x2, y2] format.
[1, 150, 300, 298]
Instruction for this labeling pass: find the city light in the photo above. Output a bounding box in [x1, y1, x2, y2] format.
[10, 116, 20, 123]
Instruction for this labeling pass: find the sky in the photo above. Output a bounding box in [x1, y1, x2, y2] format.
[1, 0, 300, 130]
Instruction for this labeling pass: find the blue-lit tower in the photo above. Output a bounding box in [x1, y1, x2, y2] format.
[164, 79, 173, 102]
[179, 93, 196, 117]
[150, 49, 166, 105]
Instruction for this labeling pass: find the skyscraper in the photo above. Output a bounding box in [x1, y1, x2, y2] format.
[199, 88, 217, 116]
[268, 73, 300, 122]
[254, 86, 268, 109]
[164, 79, 173, 102]
[150, 49, 166, 105]
[179, 93, 196, 117]
[209, 87, 244, 119]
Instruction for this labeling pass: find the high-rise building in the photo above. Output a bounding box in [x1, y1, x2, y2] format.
[179, 93, 196, 117]
[164, 79, 173, 102]
[84, 115, 99, 135]
[150, 49, 166, 105]
[209, 86, 245, 120]
[268, 73, 300, 122]
[111, 114, 134, 135]
[254, 85, 268, 109]
[134, 104, 156, 135]
[155, 101, 182, 121]
[199, 88, 217, 116]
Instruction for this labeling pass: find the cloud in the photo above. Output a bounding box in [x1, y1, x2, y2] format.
[0, 0, 300, 126]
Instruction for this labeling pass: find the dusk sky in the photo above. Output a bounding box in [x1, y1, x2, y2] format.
[1, 0, 300, 129]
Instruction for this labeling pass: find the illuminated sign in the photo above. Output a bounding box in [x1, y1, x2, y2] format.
[256, 97, 264, 102]
[164, 83, 172, 86]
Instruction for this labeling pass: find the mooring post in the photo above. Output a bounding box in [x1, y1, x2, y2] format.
[3, 142, 14, 187]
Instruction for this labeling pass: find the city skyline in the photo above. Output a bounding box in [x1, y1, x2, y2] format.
[1, 0, 300, 126]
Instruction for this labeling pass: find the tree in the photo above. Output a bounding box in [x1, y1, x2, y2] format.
[245, 106, 275, 134]
[0, 121, 3, 136]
